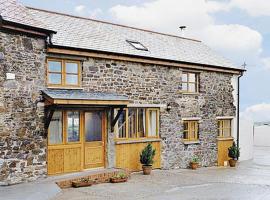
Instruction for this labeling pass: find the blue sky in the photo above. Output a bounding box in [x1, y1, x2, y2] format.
[20, 0, 270, 120]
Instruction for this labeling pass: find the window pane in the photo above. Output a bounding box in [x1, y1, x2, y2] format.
[128, 109, 137, 138]
[189, 73, 196, 82]
[148, 110, 157, 137]
[48, 61, 62, 72]
[66, 62, 78, 73]
[224, 128, 231, 137]
[182, 73, 188, 82]
[48, 73, 61, 84]
[188, 83, 196, 92]
[85, 112, 102, 142]
[66, 74, 78, 85]
[116, 110, 126, 138]
[224, 120, 231, 128]
[67, 111, 80, 142]
[182, 83, 188, 91]
[183, 131, 188, 139]
[49, 111, 63, 144]
[138, 108, 146, 137]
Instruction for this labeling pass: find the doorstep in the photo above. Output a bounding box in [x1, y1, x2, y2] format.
[50, 168, 130, 189]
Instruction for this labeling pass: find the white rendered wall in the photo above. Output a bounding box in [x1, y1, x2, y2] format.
[254, 126, 270, 147]
[231, 75, 253, 161]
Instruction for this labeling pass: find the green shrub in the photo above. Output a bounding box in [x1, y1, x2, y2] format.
[191, 155, 199, 163]
[140, 143, 156, 166]
[228, 142, 240, 159]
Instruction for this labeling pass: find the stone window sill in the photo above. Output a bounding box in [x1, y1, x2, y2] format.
[182, 140, 200, 145]
[115, 138, 161, 145]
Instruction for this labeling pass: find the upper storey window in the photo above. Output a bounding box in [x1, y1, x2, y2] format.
[181, 72, 199, 93]
[47, 59, 81, 87]
[126, 40, 148, 51]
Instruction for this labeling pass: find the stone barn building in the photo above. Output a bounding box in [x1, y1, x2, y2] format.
[0, 0, 244, 185]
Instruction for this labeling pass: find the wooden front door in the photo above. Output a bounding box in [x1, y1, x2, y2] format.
[84, 111, 105, 169]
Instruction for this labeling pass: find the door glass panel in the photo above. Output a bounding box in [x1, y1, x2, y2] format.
[49, 111, 63, 144]
[138, 108, 146, 137]
[128, 109, 137, 138]
[67, 111, 80, 142]
[85, 112, 102, 142]
[148, 110, 157, 137]
[116, 110, 126, 138]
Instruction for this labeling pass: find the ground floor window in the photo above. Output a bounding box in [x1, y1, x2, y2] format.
[183, 120, 199, 141]
[218, 119, 232, 138]
[48, 110, 81, 145]
[115, 108, 159, 139]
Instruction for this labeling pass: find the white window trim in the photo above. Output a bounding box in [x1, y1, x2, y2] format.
[216, 116, 235, 120]
[181, 117, 201, 121]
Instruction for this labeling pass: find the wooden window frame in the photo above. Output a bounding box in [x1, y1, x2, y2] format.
[47, 58, 81, 88]
[218, 119, 232, 138]
[48, 110, 82, 146]
[114, 108, 160, 140]
[181, 72, 199, 93]
[183, 120, 199, 141]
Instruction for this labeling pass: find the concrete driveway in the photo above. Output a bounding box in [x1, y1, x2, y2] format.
[53, 147, 270, 200]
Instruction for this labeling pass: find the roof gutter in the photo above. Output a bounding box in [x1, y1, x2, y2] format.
[48, 45, 246, 74]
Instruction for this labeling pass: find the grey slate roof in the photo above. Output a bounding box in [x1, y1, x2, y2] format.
[42, 89, 129, 101]
[0, 0, 53, 32]
[0, 0, 241, 70]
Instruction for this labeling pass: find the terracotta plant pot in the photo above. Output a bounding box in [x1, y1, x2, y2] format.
[229, 159, 237, 167]
[110, 177, 128, 183]
[142, 165, 152, 175]
[72, 180, 93, 188]
[190, 162, 199, 170]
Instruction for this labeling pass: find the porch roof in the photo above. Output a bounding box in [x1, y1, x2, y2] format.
[42, 89, 129, 106]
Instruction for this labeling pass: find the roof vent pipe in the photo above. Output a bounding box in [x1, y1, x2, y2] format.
[179, 26, 187, 37]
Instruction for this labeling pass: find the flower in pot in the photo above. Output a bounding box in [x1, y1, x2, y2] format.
[228, 142, 240, 167]
[190, 156, 199, 170]
[110, 172, 128, 183]
[140, 143, 156, 175]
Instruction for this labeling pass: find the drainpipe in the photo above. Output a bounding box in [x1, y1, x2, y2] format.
[237, 71, 244, 149]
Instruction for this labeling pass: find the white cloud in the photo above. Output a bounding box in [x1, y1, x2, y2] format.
[74, 5, 86, 14]
[89, 8, 103, 18]
[230, 0, 270, 17]
[261, 57, 270, 70]
[74, 5, 102, 18]
[110, 0, 263, 64]
[241, 103, 270, 122]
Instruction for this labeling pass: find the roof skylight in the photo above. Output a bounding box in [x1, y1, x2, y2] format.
[126, 40, 148, 51]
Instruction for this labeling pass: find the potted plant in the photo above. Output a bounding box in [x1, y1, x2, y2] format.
[228, 142, 240, 167]
[190, 156, 199, 170]
[110, 172, 128, 183]
[72, 178, 94, 188]
[140, 143, 156, 175]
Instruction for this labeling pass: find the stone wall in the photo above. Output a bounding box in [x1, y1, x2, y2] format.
[0, 30, 236, 185]
[0, 31, 47, 185]
[82, 58, 236, 169]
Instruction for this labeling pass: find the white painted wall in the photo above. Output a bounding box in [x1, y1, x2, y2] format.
[231, 75, 253, 161]
[239, 118, 254, 161]
[254, 125, 270, 147]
